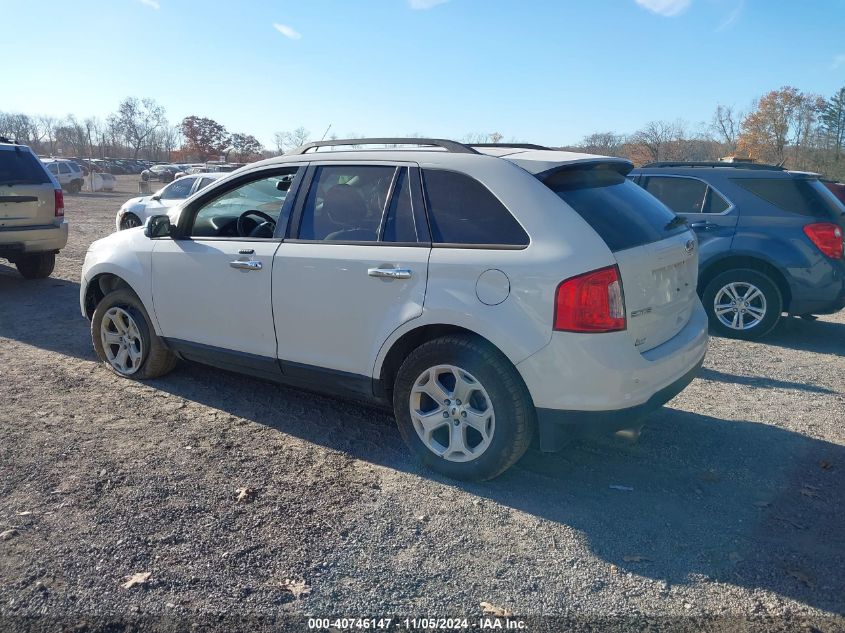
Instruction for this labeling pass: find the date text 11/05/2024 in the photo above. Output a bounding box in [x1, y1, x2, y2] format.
[307, 617, 528, 630]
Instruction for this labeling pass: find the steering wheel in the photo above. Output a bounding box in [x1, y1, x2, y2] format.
[237, 209, 276, 238]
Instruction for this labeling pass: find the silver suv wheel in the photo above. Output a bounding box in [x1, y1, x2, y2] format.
[409, 364, 495, 463]
[100, 307, 144, 375]
[713, 282, 767, 331]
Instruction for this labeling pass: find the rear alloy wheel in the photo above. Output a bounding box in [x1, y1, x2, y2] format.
[410, 365, 496, 463]
[393, 335, 534, 481]
[702, 269, 782, 340]
[120, 213, 143, 230]
[15, 252, 55, 279]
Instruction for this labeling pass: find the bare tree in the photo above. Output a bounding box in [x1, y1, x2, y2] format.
[113, 97, 167, 158]
[273, 127, 310, 153]
[580, 132, 625, 156]
[710, 105, 741, 153]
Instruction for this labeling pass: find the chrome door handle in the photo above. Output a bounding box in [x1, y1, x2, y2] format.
[368, 267, 412, 279]
[229, 260, 263, 271]
[690, 222, 718, 231]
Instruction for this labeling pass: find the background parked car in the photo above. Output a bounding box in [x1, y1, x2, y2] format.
[116, 172, 224, 230]
[823, 178, 845, 206]
[140, 164, 180, 183]
[41, 158, 85, 193]
[629, 162, 845, 339]
[0, 139, 68, 278]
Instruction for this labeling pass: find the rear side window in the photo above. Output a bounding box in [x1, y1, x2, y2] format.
[422, 169, 528, 246]
[644, 176, 707, 214]
[0, 150, 51, 185]
[299, 165, 395, 242]
[545, 167, 686, 252]
[733, 178, 843, 219]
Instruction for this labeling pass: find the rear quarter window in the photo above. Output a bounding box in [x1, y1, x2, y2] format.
[422, 169, 529, 246]
[545, 167, 687, 252]
[732, 177, 842, 220]
[0, 149, 51, 185]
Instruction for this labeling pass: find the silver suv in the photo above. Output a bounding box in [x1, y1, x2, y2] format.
[0, 139, 68, 279]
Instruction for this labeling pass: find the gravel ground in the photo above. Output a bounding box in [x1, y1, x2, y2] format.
[1, 176, 844, 631]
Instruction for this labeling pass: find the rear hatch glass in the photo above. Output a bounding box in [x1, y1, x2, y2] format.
[732, 177, 845, 224]
[0, 148, 52, 186]
[0, 147, 55, 228]
[543, 167, 688, 252]
[543, 166, 698, 352]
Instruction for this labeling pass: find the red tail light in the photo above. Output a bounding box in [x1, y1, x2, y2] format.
[803, 222, 843, 259]
[54, 189, 64, 218]
[554, 265, 626, 332]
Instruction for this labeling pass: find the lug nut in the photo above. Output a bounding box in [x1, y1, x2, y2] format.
[455, 399, 462, 405]
[444, 399, 451, 406]
[442, 412, 449, 418]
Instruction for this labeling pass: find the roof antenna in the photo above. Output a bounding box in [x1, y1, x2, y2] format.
[320, 124, 332, 141]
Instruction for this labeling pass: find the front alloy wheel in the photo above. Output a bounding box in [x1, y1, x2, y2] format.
[410, 364, 495, 463]
[100, 307, 144, 375]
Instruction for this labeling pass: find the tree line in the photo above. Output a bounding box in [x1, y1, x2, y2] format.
[567, 85, 845, 180]
[0, 97, 272, 164]
[2, 84, 844, 179]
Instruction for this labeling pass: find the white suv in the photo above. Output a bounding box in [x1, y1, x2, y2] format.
[80, 138, 708, 480]
[41, 158, 85, 194]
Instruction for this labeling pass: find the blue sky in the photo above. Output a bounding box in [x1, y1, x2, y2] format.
[2, 0, 844, 148]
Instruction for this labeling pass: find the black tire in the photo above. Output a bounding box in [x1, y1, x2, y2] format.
[701, 269, 783, 340]
[119, 213, 143, 230]
[91, 288, 177, 380]
[392, 335, 535, 481]
[15, 252, 55, 279]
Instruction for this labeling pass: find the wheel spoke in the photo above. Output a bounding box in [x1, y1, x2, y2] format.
[738, 311, 745, 329]
[446, 423, 468, 458]
[115, 347, 130, 370]
[463, 409, 492, 439]
[103, 332, 122, 346]
[715, 305, 734, 315]
[731, 311, 740, 328]
[414, 407, 448, 434]
[412, 371, 450, 405]
[746, 306, 765, 319]
[451, 369, 477, 403]
[726, 284, 740, 301]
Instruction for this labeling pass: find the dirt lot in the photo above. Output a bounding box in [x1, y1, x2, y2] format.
[1, 175, 844, 631]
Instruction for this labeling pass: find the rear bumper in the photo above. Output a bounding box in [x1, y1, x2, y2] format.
[517, 301, 709, 451]
[787, 258, 845, 315]
[535, 356, 704, 450]
[0, 222, 68, 256]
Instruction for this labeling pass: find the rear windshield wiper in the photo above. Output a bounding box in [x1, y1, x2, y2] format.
[664, 215, 688, 231]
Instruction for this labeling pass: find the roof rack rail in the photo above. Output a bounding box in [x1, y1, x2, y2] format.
[642, 161, 785, 171]
[289, 137, 479, 155]
[470, 143, 552, 150]
[0, 136, 18, 145]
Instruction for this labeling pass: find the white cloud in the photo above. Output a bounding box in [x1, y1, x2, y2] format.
[833, 53, 845, 69]
[634, 0, 691, 17]
[139, 0, 159, 9]
[716, 0, 744, 31]
[408, 0, 450, 9]
[273, 23, 302, 40]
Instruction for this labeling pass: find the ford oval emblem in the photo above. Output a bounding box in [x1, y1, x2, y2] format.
[685, 239, 696, 254]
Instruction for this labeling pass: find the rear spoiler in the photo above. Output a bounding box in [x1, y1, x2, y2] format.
[534, 158, 634, 183]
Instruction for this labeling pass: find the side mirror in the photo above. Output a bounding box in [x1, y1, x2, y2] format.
[145, 215, 172, 238]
